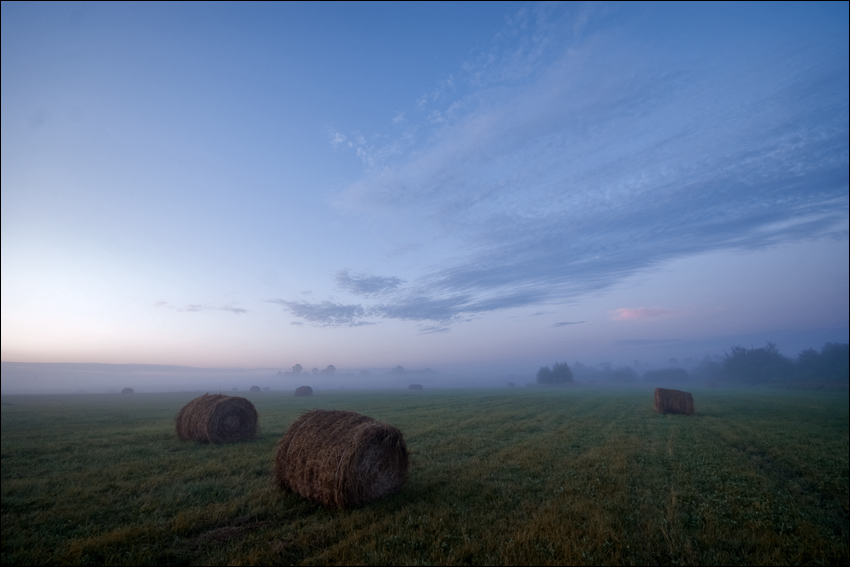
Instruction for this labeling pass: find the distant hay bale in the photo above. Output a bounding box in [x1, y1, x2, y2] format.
[408, 384, 423, 390]
[273, 409, 408, 509]
[250, 385, 261, 392]
[507, 382, 515, 388]
[121, 387, 134, 395]
[175, 393, 258, 444]
[654, 388, 695, 415]
[294, 386, 313, 397]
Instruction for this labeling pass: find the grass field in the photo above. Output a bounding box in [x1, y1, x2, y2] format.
[1, 386, 848, 565]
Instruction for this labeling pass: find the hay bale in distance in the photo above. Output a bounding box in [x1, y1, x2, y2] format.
[175, 393, 258, 444]
[408, 384, 423, 390]
[250, 385, 261, 392]
[120, 387, 134, 395]
[654, 388, 695, 415]
[274, 409, 408, 509]
[294, 386, 313, 397]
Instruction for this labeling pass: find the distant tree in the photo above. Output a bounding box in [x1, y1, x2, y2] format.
[391, 365, 405, 375]
[722, 342, 793, 384]
[818, 342, 850, 382]
[320, 365, 336, 376]
[312, 367, 319, 375]
[537, 362, 573, 384]
[795, 348, 820, 382]
[570, 361, 596, 382]
[292, 364, 303, 375]
[691, 355, 723, 383]
[797, 343, 850, 383]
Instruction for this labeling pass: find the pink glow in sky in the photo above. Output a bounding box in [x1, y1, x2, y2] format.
[609, 307, 676, 321]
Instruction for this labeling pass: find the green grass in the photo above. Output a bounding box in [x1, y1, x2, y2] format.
[2, 387, 847, 565]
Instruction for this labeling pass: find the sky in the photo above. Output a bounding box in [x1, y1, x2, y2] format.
[2, 1, 848, 391]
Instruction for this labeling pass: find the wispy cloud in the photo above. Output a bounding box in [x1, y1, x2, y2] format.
[156, 302, 247, 315]
[335, 270, 404, 296]
[221, 305, 248, 315]
[285, 3, 848, 330]
[554, 321, 586, 327]
[609, 307, 674, 321]
[265, 299, 374, 327]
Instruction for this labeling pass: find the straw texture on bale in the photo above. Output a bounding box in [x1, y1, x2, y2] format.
[408, 384, 424, 390]
[274, 409, 408, 509]
[294, 385, 313, 397]
[654, 388, 695, 415]
[175, 393, 258, 443]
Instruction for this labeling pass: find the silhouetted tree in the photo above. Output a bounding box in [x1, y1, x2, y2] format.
[292, 364, 303, 375]
[722, 342, 793, 384]
[320, 365, 336, 375]
[537, 362, 573, 384]
[796, 343, 850, 383]
[391, 365, 405, 375]
[691, 355, 723, 383]
[821, 343, 849, 381]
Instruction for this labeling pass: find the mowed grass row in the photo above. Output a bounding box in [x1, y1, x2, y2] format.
[1, 387, 847, 565]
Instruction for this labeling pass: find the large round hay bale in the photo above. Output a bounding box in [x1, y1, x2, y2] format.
[408, 384, 423, 390]
[273, 409, 408, 509]
[294, 385, 313, 397]
[175, 393, 258, 444]
[250, 385, 261, 392]
[121, 387, 134, 395]
[654, 387, 695, 415]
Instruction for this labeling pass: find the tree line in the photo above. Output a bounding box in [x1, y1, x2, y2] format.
[537, 342, 848, 387]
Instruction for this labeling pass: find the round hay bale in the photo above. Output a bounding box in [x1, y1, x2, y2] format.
[294, 385, 313, 397]
[121, 387, 134, 395]
[408, 384, 423, 390]
[654, 387, 695, 415]
[273, 409, 408, 509]
[175, 393, 258, 444]
[250, 385, 261, 392]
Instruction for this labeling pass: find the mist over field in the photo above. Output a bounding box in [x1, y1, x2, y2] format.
[4, 333, 847, 395]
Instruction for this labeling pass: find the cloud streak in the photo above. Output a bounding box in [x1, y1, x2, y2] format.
[335, 270, 404, 296]
[280, 3, 849, 330]
[554, 321, 586, 327]
[264, 300, 374, 327]
[156, 302, 247, 315]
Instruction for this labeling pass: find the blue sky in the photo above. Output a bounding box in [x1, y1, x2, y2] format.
[2, 1, 848, 385]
